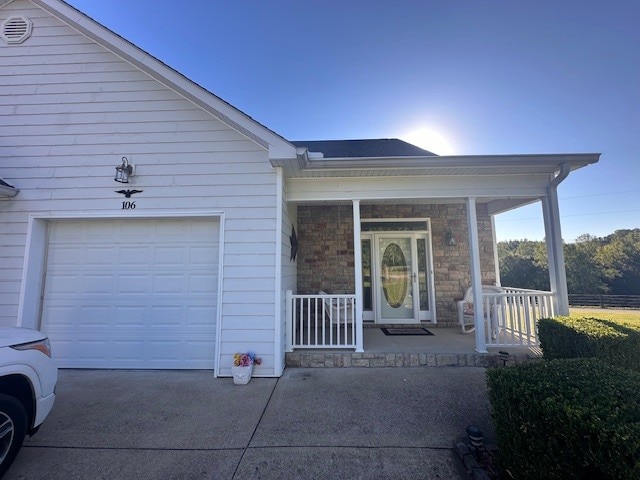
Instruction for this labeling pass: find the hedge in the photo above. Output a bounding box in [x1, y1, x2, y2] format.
[487, 358, 640, 480]
[538, 316, 640, 371]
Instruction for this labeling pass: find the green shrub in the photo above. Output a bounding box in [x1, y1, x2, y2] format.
[538, 316, 640, 371]
[487, 359, 640, 480]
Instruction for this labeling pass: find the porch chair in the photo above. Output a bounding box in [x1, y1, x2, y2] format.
[457, 285, 505, 335]
[318, 290, 354, 324]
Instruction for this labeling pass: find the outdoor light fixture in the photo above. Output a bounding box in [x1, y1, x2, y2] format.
[445, 229, 456, 247]
[499, 351, 510, 366]
[466, 425, 484, 448]
[114, 156, 134, 183]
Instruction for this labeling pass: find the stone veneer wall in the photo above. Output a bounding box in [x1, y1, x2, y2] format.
[296, 204, 496, 325]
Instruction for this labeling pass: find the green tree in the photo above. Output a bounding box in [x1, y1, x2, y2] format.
[597, 229, 640, 295]
[563, 238, 608, 294]
[498, 240, 549, 290]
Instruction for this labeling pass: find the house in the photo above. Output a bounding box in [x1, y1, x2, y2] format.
[0, 0, 600, 377]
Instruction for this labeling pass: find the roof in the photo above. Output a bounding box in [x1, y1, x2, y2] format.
[0, 178, 12, 188]
[291, 139, 436, 158]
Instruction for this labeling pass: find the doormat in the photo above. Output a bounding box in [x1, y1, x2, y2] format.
[381, 328, 434, 336]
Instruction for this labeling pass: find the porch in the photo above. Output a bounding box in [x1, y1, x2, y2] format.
[285, 324, 542, 368]
[285, 288, 552, 362]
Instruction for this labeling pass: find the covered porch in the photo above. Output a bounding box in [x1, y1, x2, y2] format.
[285, 324, 543, 368]
[285, 286, 552, 357]
[276, 147, 599, 357]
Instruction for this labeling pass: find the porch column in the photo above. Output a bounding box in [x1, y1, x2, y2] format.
[542, 187, 569, 315]
[352, 200, 364, 352]
[466, 197, 487, 353]
[490, 215, 501, 286]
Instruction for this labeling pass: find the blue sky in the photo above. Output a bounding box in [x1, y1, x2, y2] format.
[66, 0, 640, 242]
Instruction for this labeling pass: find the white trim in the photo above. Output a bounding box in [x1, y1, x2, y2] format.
[274, 167, 284, 375]
[543, 187, 569, 315]
[352, 200, 364, 352]
[361, 217, 431, 226]
[214, 213, 226, 377]
[491, 215, 501, 286]
[359, 218, 436, 324]
[303, 153, 601, 170]
[22, 210, 224, 220]
[286, 175, 552, 203]
[466, 197, 487, 353]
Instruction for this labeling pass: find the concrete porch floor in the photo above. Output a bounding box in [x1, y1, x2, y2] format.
[285, 326, 542, 368]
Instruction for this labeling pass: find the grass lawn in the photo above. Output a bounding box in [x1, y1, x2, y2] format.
[569, 307, 640, 327]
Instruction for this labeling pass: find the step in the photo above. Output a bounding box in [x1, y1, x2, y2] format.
[285, 351, 540, 368]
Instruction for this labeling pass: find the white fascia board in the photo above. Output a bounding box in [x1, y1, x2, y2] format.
[302, 153, 601, 171]
[30, 0, 297, 160]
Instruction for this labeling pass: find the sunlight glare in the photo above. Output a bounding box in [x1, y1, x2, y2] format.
[402, 128, 454, 156]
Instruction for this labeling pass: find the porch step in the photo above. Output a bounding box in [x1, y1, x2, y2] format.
[285, 351, 540, 368]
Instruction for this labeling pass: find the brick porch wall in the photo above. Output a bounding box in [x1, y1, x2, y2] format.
[296, 204, 496, 325]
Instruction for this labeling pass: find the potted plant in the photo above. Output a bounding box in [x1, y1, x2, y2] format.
[231, 351, 261, 385]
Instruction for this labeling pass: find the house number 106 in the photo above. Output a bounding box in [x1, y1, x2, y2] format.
[122, 201, 136, 210]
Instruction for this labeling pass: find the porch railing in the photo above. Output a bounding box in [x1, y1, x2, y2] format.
[286, 291, 357, 350]
[482, 287, 555, 348]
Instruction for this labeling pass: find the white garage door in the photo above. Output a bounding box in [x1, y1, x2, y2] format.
[40, 218, 220, 369]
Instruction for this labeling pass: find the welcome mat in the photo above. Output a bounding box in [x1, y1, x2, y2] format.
[381, 327, 434, 336]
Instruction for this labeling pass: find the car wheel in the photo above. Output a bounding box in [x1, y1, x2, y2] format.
[0, 394, 28, 477]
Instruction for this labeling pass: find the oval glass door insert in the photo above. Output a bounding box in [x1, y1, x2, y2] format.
[381, 242, 408, 308]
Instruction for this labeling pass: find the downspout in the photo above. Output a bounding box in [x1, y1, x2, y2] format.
[550, 162, 570, 189]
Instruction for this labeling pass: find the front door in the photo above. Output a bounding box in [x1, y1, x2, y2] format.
[366, 233, 434, 324]
[378, 236, 414, 322]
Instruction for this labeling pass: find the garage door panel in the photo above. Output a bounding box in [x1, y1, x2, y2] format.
[41, 218, 219, 370]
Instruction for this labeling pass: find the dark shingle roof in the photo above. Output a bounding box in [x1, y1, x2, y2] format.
[291, 139, 436, 158]
[0, 178, 14, 188]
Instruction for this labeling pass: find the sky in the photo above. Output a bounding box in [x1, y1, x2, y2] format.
[65, 0, 640, 242]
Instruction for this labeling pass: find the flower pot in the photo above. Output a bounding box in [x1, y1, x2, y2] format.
[231, 364, 253, 385]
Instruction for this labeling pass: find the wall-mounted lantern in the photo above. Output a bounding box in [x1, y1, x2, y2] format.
[114, 157, 134, 183]
[445, 229, 456, 247]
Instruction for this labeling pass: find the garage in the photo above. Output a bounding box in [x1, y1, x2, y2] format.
[40, 218, 220, 369]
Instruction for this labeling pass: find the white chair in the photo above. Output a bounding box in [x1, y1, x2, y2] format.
[457, 285, 504, 334]
[318, 290, 354, 324]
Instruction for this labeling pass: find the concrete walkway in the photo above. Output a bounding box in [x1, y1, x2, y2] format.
[7, 368, 495, 479]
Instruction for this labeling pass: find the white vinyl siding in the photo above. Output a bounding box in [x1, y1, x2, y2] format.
[0, 1, 279, 375]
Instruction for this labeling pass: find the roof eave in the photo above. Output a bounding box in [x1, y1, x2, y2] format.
[303, 153, 601, 171]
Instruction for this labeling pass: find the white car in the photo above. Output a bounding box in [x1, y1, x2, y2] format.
[0, 327, 57, 477]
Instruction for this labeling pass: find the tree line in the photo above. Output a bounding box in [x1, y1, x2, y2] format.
[498, 229, 640, 295]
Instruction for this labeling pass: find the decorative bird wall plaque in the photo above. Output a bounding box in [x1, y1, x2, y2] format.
[115, 189, 143, 198]
[290, 226, 298, 261]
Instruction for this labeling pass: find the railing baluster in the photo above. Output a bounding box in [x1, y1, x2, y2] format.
[287, 293, 356, 350]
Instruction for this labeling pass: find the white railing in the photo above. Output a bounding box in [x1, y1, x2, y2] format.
[483, 287, 555, 348]
[286, 291, 357, 350]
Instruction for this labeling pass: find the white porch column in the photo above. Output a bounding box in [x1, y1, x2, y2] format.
[542, 187, 569, 315]
[352, 200, 364, 352]
[466, 197, 487, 353]
[490, 215, 501, 286]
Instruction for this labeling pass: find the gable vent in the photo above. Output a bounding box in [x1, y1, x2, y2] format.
[1, 15, 33, 44]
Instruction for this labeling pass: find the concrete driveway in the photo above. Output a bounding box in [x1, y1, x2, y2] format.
[6, 368, 494, 479]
